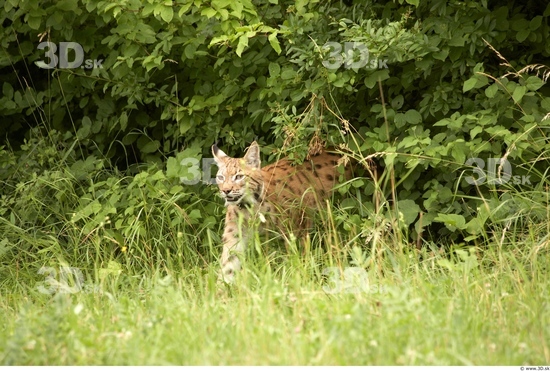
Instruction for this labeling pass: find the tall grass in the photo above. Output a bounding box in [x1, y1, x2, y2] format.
[0, 226, 548, 365]
[1, 123, 549, 365]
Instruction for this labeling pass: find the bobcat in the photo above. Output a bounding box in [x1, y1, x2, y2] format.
[212, 141, 351, 283]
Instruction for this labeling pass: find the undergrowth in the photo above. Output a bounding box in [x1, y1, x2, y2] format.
[1, 124, 549, 365]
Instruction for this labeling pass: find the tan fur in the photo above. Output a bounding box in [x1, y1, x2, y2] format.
[212, 141, 351, 283]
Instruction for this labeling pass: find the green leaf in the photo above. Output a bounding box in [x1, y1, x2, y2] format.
[433, 48, 449, 61]
[140, 140, 161, 153]
[405, 0, 419, 6]
[201, 7, 217, 18]
[27, 16, 41, 30]
[178, 2, 193, 16]
[160, 6, 174, 23]
[494, 7, 509, 31]
[120, 112, 128, 130]
[188, 209, 202, 222]
[529, 16, 542, 31]
[485, 83, 499, 98]
[391, 95, 404, 110]
[434, 213, 466, 232]
[236, 35, 248, 57]
[394, 113, 406, 128]
[243, 76, 255, 88]
[72, 200, 102, 223]
[124, 43, 140, 57]
[205, 94, 224, 106]
[516, 29, 530, 42]
[397, 199, 420, 225]
[404, 109, 422, 124]
[448, 35, 465, 47]
[184, 43, 197, 60]
[364, 69, 390, 89]
[268, 32, 281, 55]
[470, 126, 483, 139]
[57, 0, 78, 11]
[463, 77, 477, 92]
[512, 85, 526, 103]
[229, 1, 243, 17]
[2, 83, 14, 99]
[280, 67, 296, 80]
[179, 116, 192, 134]
[166, 157, 182, 178]
[465, 218, 484, 235]
[451, 149, 464, 165]
[77, 116, 92, 140]
[268, 62, 280, 77]
[525, 76, 545, 91]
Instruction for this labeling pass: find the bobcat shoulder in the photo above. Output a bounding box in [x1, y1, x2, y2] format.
[212, 141, 351, 283]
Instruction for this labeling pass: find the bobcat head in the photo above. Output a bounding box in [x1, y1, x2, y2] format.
[212, 141, 264, 207]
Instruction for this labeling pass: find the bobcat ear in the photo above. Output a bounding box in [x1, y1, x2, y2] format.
[212, 143, 228, 163]
[244, 141, 261, 169]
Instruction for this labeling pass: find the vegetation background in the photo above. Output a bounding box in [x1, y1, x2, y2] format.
[0, 0, 549, 365]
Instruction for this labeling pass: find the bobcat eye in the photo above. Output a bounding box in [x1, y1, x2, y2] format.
[233, 174, 245, 181]
[216, 175, 225, 182]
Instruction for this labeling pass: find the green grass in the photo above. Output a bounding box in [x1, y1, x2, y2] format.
[1, 134, 549, 365]
[1, 238, 548, 365]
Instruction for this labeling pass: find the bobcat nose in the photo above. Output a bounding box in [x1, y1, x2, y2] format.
[222, 189, 231, 195]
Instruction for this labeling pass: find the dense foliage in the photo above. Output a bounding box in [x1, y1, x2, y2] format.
[1, 0, 550, 263]
[2, 2, 550, 365]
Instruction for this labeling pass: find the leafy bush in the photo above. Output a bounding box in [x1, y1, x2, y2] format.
[1, 0, 549, 253]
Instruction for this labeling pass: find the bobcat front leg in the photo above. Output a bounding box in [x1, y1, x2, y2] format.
[220, 237, 246, 284]
[219, 206, 248, 284]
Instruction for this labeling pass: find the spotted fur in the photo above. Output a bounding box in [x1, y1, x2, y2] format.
[212, 141, 351, 283]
